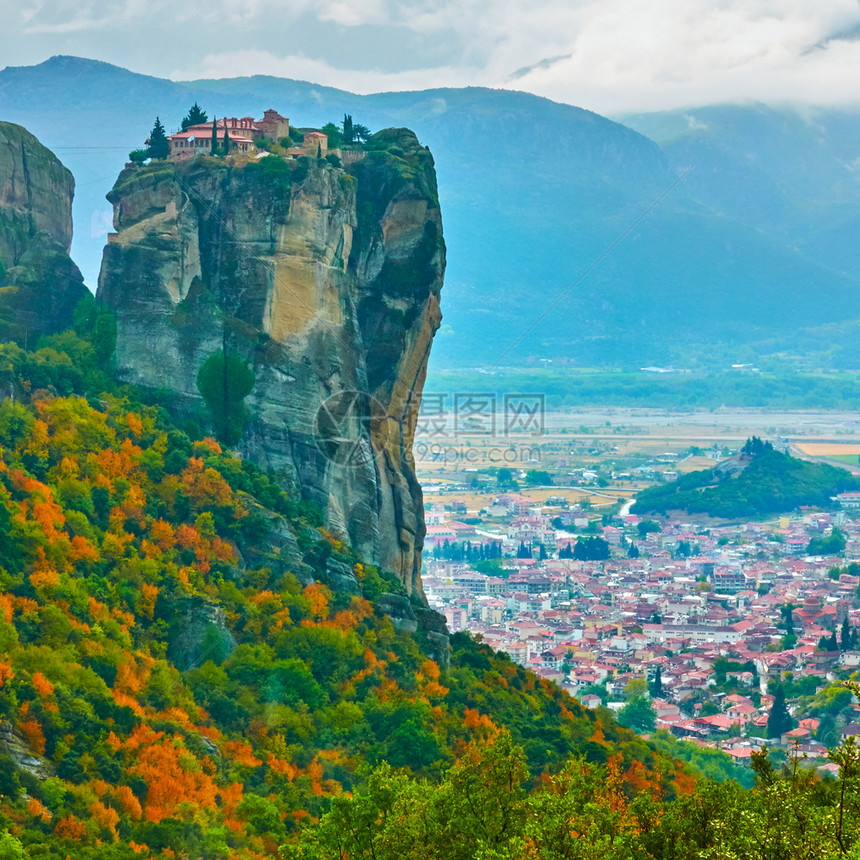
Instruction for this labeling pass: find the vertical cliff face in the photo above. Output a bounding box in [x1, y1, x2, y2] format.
[97, 130, 445, 594]
[0, 121, 88, 336]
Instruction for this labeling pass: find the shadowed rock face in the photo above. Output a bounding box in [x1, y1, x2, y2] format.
[0, 121, 88, 337]
[97, 130, 445, 595]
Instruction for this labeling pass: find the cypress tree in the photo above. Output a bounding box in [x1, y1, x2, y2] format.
[842, 618, 851, 651]
[223, 123, 230, 154]
[829, 630, 839, 651]
[210, 118, 219, 155]
[767, 684, 793, 738]
[651, 666, 663, 698]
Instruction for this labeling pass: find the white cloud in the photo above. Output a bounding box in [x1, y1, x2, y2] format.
[500, 0, 860, 112]
[169, 50, 472, 92]
[6, 0, 860, 113]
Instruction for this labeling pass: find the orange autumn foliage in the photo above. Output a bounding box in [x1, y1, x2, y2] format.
[115, 658, 148, 695]
[0, 661, 14, 687]
[150, 518, 176, 551]
[126, 413, 143, 438]
[303, 583, 330, 620]
[462, 708, 496, 734]
[624, 759, 659, 794]
[69, 534, 100, 563]
[29, 566, 59, 589]
[196, 437, 222, 455]
[180, 460, 233, 507]
[590, 721, 608, 745]
[31, 671, 54, 698]
[137, 583, 159, 620]
[19, 716, 46, 754]
[224, 739, 263, 768]
[88, 595, 109, 621]
[267, 754, 299, 780]
[0, 593, 12, 623]
[130, 734, 221, 822]
[27, 797, 50, 821]
[113, 690, 145, 716]
[308, 758, 324, 796]
[91, 800, 120, 840]
[175, 523, 199, 550]
[54, 814, 87, 841]
[673, 768, 698, 796]
[602, 755, 630, 816]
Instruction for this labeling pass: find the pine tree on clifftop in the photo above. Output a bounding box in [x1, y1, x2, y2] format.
[181, 102, 208, 131]
[147, 117, 170, 160]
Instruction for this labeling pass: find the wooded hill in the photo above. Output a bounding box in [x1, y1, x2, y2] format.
[0, 300, 689, 857]
[632, 438, 859, 519]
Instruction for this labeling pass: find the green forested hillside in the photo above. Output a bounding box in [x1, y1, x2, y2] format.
[632, 438, 858, 519]
[0, 302, 685, 857]
[286, 724, 860, 860]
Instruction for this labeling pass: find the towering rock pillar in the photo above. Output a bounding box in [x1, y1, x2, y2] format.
[0, 121, 89, 337]
[97, 130, 445, 595]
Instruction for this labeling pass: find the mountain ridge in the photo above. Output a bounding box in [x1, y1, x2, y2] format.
[3, 57, 860, 370]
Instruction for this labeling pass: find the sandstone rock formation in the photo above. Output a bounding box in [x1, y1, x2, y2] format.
[0, 122, 88, 337]
[97, 130, 445, 595]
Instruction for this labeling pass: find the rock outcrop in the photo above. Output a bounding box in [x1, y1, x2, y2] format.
[0, 122, 88, 337]
[97, 130, 445, 595]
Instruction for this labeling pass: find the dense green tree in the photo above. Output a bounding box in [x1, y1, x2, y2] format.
[525, 469, 552, 485]
[808, 526, 847, 556]
[842, 617, 852, 651]
[496, 467, 515, 486]
[650, 666, 663, 698]
[342, 114, 355, 143]
[618, 696, 656, 733]
[637, 520, 661, 539]
[181, 102, 208, 131]
[196, 349, 255, 445]
[146, 116, 170, 160]
[767, 684, 793, 738]
[353, 122, 372, 142]
[321, 122, 343, 149]
[573, 536, 610, 561]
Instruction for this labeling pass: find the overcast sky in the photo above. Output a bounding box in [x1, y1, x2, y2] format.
[3, 0, 860, 114]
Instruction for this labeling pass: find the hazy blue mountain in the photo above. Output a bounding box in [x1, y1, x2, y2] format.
[622, 103, 860, 275]
[2, 56, 860, 370]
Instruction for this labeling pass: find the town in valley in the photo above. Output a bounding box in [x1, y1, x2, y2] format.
[417, 406, 860, 774]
